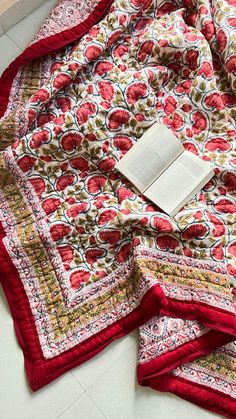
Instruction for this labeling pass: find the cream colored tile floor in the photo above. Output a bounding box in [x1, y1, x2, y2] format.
[0, 2, 222, 418]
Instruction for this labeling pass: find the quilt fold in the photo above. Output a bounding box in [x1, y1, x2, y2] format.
[0, 0, 235, 417]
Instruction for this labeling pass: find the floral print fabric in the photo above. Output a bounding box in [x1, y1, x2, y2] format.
[0, 0, 235, 416]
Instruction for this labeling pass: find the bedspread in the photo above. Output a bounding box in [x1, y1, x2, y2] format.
[0, 0, 235, 417]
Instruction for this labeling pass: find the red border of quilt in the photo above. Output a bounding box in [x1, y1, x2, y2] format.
[0, 2, 235, 416]
[140, 371, 236, 419]
[1, 213, 235, 391]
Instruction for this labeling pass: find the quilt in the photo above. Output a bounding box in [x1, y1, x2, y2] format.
[0, 0, 235, 417]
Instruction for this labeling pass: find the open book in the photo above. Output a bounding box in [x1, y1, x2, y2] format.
[115, 123, 214, 217]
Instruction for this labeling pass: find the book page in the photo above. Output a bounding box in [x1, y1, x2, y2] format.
[145, 150, 214, 216]
[115, 123, 183, 193]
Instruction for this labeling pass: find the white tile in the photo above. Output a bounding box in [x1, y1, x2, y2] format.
[72, 330, 137, 390]
[0, 286, 84, 419]
[87, 344, 219, 419]
[58, 393, 106, 419]
[7, 0, 57, 50]
[0, 33, 21, 76]
[0, 0, 48, 32]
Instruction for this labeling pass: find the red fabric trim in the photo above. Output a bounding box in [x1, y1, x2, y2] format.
[0, 219, 164, 390]
[1, 214, 235, 393]
[1, 215, 235, 390]
[159, 297, 236, 337]
[137, 330, 233, 384]
[0, 0, 114, 118]
[143, 372, 236, 419]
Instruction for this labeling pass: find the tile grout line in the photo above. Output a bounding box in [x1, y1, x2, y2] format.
[3, 31, 23, 50]
[68, 342, 137, 419]
[1, 0, 49, 34]
[85, 391, 109, 419]
[55, 394, 84, 419]
[70, 338, 137, 392]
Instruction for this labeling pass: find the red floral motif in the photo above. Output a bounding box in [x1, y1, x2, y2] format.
[107, 29, 123, 48]
[183, 247, 193, 257]
[117, 187, 134, 203]
[225, 0, 236, 5]
[205, 137, 230, 152]
[94, 61, 114, 76]
[42, 198, 61, 215]
[192, 111, 207, 134]
[29, 178, 46, 197]
[228, 242, 236, 256]
[226, 56, 236, 73]
[98, 81, 115, 101]
[156, 235, 179, 250]
[61, 133, 83, 152]
[138, 40, 154, 62]
[56, 97, 71, 112]
[87, 175, 107, 193]
[135, 18, 152, 31]
[116, 243, 131, 263]
[202, 21, 215, 41]
[98, 209, 117, 225]
[56, 174, 75, 191]
[175, 80, 192, 94]
[130, 0, 142, 7]
[227, 17, 236, 27]
[50, 224, 71, 241]
[99, 230, 121, 244]
[153, 216, 173, 232]
[214, 198, 236, 214]
[221, 93, 236, 107]
[182, 224, 208, 240]
[18, 156, 36, 173]
[76, 102, 97, 125]
[57, 245, 74, 263]
[70, 157, 89, 171]
[30, 88, 49, 103]
[183, 142, 199, 155]
[27, 108, 37, 128]
[142, 0, 152, 10]
[223, 172, 236, 192]
[198, 62, 213, 78]
[53, 73, 71, 89]
[204, 92, 224, 110]
[212, 242, 224, 261]
[29, 130, 49, 149]
[126, 82, 147, 104]
[85, 45, 102, 61]
[37, 112, 55, 127]
[227, 264, 236, 276]
[88, 26, 100, 38]
[66, 203, 88, 218]
[113, 135, 132, 153]
[99, 157, 116, 171]
[70, 270, 90, 289]
[217, 29, 227, 52]
[94, 196, 108, 209]
[108, 109, 130, 129]
[50, 61, 63, 73]
[164, 96, 177, 115]
[185, 49, 199, 70]
[145, 203, 159, 212]
[85, 248, 105, 264]
[157, 1, 176, 15]
[171, 112, 184, 130]
[208, 214, 225, 237]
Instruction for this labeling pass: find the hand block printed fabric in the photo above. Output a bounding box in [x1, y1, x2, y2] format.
[0, 0, 235, 418]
